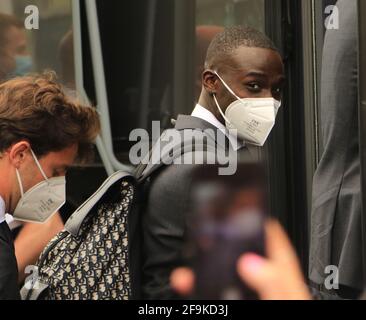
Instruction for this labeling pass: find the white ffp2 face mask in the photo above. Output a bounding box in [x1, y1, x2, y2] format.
[213, 71, 281, 147]
[13, 150, 66, 224]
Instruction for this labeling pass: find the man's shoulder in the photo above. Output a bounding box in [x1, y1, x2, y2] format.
[148, 162, 199, 192]
[174, 114, 218, 132]
[0, 222, 20, 300]
[0, 222, 16, 263]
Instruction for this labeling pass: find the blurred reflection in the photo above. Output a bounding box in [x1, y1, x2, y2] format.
[1, 0, 74, 86]
[0, 13, 32, 81]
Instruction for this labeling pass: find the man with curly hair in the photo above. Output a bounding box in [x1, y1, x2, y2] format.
[0, 73, 100, 299]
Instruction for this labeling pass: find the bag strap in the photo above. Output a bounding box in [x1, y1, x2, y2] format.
[137, 128, 217, 183]
[64, 171, 133, 237]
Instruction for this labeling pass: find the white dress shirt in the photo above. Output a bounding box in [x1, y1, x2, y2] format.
[0, 196, 22, 229]
[6, 214, 22, 230]
[0, 196, 5, 224]
[191, 104, 245, 151]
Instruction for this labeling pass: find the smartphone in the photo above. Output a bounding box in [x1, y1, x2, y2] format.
[185, 163, 268, 300]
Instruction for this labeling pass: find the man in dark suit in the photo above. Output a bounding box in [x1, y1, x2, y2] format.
[141, 26, 285, 299]
[0, 73, 100, 300]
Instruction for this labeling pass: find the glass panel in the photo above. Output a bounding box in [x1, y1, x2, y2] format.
[196, 0, 264, 31]
[85, 0, 192, 158]
[0, 0, 74, 88]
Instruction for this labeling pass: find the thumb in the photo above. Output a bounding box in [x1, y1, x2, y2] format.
[237, 253, 311, 300]
[237, 254, 276, 299]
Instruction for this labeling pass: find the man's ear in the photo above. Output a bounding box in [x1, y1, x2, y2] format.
[8, 141, 31, 168]
[202, 70, 219, 96]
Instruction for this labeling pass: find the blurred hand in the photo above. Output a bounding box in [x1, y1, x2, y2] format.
[170, 219, 312, 300]
[237, 219, 311, 300]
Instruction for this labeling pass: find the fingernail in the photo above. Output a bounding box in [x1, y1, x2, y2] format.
[239, 254, 265, 273]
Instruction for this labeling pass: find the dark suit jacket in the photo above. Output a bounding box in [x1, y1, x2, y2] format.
[0, 222, 20, 300]
[309, 0, 362, 292]
[141, 115, 255, 299]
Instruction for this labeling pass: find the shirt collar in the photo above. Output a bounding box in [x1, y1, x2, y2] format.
[0, 196, 5, 224]
[191, 104, 245, 151]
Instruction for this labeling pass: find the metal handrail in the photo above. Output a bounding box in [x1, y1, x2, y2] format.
[82, 0, 133, 174]
[72, 0, 115, 176]
[139, 0, 157, 130]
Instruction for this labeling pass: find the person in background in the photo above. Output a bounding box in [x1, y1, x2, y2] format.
[0, 72, 100, 299]
[0, 13, 32, 81]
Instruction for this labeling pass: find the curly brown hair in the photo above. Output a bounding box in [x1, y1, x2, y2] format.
[0, 72, 100, 163]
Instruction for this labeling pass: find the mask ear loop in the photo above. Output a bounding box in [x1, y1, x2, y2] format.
[30, 149, 49, 181]
[212, 93, 241, 148]
[212, 71, 237, 125]
[214, 71, 241, 100]
[212, 93, 231, 124]
[15, 169, 24, 198]
[213, 72, 246, 145]
[213, 70, 245, 126]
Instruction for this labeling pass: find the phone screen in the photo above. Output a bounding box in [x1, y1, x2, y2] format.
[185, 164, 268, 300]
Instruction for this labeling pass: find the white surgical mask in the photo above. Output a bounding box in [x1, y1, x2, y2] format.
[13, 149, 66, 223]
[213, 71, 281, 147]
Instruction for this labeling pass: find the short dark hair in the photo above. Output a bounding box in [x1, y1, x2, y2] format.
[0, 72, 101, 163]
[205, 26, 278, 69]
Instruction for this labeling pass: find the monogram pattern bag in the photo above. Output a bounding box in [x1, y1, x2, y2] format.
[21, 172, 138, 300]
